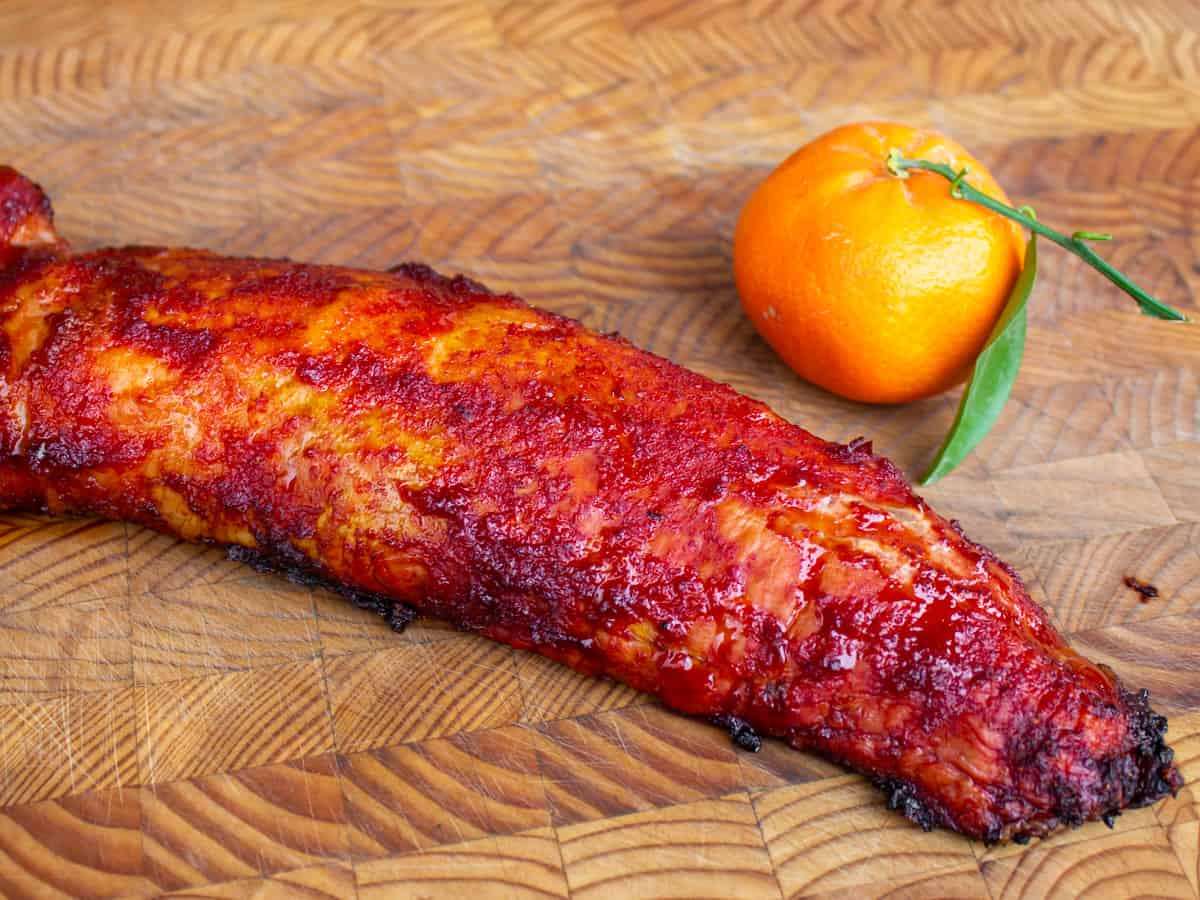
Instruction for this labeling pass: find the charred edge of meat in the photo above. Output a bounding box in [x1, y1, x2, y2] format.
[387, 261, 495, 297]
[226, 544, 417, 632]
[873, 777, 938, 832]
[1120, 686, 1181, 807]
[711, 714, 762, 753]
[1002, 686, 1180, 844]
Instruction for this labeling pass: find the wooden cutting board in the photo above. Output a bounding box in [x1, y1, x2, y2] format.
[0, 1, 1198, 897]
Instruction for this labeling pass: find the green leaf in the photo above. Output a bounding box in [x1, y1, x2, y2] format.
[920, 235, 1038, 486]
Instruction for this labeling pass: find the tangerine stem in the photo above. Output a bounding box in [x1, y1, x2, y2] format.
[885, 150, 1190, 322]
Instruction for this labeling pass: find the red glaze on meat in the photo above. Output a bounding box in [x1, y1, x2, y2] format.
[0, 168, 1179, 841]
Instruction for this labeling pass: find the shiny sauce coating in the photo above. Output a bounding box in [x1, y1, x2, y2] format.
[0, 169, 1179, 841]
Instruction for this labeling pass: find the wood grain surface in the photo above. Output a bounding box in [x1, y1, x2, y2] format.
[1, 1, 1198, 897]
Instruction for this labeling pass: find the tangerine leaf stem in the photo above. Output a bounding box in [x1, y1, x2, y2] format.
[886, 150, 1189, 322]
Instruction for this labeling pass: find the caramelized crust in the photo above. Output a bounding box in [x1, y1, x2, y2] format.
[0, 168, 1179, 841]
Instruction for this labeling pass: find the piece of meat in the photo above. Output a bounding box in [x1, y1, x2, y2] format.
[0, 167, 1180, 841]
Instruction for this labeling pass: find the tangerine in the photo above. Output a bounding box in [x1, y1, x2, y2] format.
[733, 122, 1026, 404]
